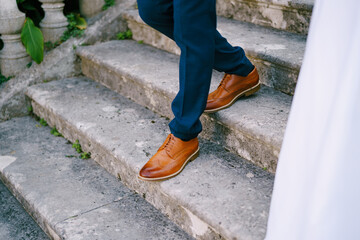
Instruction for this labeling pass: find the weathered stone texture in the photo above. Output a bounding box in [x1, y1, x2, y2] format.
[77, 40, 291, 172]
[79, 0, 105, 18]
[124, 10, 306, 95]
[0, 116, 192, 240]
[0, 0, 136, 122]
[216, 0, 313, 35]
[26, 78, 274, 240]
[0, 0, 30, 76]
[0, 181, 48, 240]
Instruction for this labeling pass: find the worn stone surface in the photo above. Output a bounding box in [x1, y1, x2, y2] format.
[77, 40, 291, 172]
[0, 0, 136, 122]
[0, 36, 31, 77]
[126, 13, 181, 55]
[0, 0, 25, 34]
[79, 0, 123, 18]
[39, 0, 68, 43]
[0, 180, 48, 240]
[0, 116, 192, 240]
[79, 0, 104, 18]
[26, 77, 274, 240]
[216, 0, 313, 35]
[0, 0, 30, 76]
[124, 10, 305, 95]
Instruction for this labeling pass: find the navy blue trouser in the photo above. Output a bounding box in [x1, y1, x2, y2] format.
[137, 0, 254, 140]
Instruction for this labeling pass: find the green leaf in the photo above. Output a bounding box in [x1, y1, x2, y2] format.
[0, 73, 12, 85]
[72, 140, 82, 153]
[39, 118, 48, 126]
[75, 14, 87, 30]
[50, 127, 63, 137]
[116, 30, 132, 40]
[27, 105, 33, 113]
[80, 152, 91, 159]
[102, 0, 115, 10]
[21, 18, 44, 64]
[60, 13, 86, 42]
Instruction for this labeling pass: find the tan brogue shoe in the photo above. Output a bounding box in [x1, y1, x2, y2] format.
[205, 67, 260, 113]
[138, 134, 199, 181]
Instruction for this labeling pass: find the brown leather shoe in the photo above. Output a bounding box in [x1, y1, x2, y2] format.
[205, 67, 260, 113]
[138, 134, 199, 181]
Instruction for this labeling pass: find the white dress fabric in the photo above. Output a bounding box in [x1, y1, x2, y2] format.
[265, 0, 360, 239]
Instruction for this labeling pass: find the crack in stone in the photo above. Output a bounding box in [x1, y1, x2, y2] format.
[54, 194, 135, 226]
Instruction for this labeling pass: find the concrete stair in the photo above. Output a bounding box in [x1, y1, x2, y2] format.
[76, 40, 291, 172]
[124, 9, 307, 95]
[26, 77, 274, 240]
[216, 0, 314, 35]
[0, 116, 192, 240]
[8, 2, 309, 239]
[0, 180, 48, 240]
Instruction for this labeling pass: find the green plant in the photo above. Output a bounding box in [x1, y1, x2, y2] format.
[39, 118, 48, 126]
[60, 13, 87, 42]
[15, 1, 44, 63]
[27, 105, 33, 113]
[102, 0, 115, 10]
[117, 30, 132, 40]
[50, 127, 63, 137]
[137, 40, 144, 44]
[80, 152, 91, 159]
[21, 18, 44, 64]
[72, 140, 91, 159]
[44, 13, 87, 50]
[44, 41, 57, 49]
[72, 140, 82, 153]
[0, 73, 12, 85]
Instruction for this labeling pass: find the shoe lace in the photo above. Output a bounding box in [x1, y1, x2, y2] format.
[160, 134, 175, 152]
[164, 135, 175, 151]
[218, 74, 231, 88]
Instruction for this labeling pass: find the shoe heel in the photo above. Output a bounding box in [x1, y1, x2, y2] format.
[190, 149, 200, 162]
[245, 84, 261, 97]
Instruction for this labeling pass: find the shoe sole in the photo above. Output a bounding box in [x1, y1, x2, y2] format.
[138, 147, 200, 181]
[204, 83, 261, 114]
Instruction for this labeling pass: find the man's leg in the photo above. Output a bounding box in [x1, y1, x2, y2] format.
[137, 0, 256, 180]
[137, 0, 174, 39]
[137, 0, 254, 79]
[213, 32, 254, 76]
[168, 0, 217, 140]
[138, 0, 216, 181]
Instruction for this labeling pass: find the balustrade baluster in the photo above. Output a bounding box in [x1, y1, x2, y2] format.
[0, 0, 31, 76]
[39, 0, 68, 43]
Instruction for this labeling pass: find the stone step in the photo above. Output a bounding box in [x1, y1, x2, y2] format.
[25, 77, 274, 240]
[0, 180, 48, 240]
[0, 116, 192, 240]
[76, 40, 292, 172]
[124, 9, 307, 95]
[216, 0, 314, 35]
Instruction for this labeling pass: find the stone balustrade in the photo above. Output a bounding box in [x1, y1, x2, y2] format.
[0, 0, 31, 77]
[39, 0, 68, 43]
[0, 0, 109, 78]
[80, 0, 104, 18]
